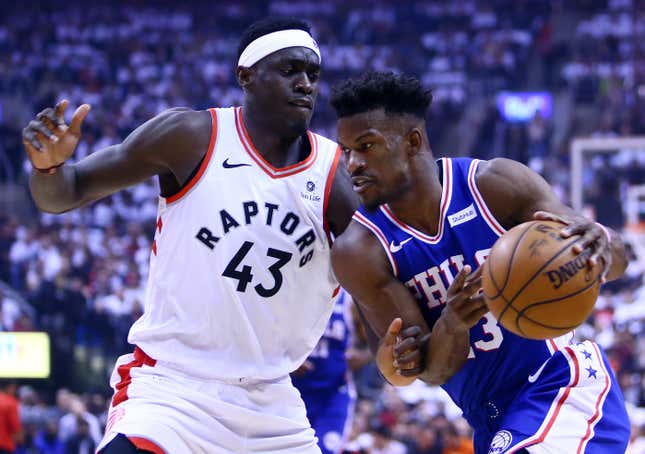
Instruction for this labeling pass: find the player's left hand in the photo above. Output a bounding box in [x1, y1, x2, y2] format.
[393, 325, 429, 378]
[376, 318, 424, 386]
[533, 211, 612, 281]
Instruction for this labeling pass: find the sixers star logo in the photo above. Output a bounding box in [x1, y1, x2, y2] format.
[489, 430, 512, 454]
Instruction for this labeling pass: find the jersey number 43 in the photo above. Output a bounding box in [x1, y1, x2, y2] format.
[223, 241, 292, 298]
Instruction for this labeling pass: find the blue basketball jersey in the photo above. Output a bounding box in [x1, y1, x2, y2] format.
[292, 290, 352, 393]
[293, 290, 356, 454]
[353, 157, 574, 425]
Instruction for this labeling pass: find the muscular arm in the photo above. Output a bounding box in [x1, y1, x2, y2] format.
[29, 108, 211, 213]
[477, 158, 627, 281]
[325, 155, 360, 237]
[332, 222, 472, 385]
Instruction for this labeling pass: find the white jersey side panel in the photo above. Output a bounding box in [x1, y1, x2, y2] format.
[128, 107, 342, 380]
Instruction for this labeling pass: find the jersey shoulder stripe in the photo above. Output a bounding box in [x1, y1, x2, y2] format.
[322, 146, 342, 239]
[466, 159, 506, 237]
[165, 108, 218, 204]
[352, 211, 399, 276]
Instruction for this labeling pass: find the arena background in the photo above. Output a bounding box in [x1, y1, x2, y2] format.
[0, 1, 644, 452]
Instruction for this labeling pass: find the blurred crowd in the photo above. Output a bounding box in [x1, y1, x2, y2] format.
[0, 0, 644, 453]
[0, 382, 107, 454]
[0, 0, 555, 182]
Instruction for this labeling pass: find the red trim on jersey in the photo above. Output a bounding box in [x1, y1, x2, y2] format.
[548, 339, 558, 353]
[332, 286, 341, 297]
[467, 160, 506, 236]
[352, 212, 399, 276]
[547, 331, 575, 355]
[509, 346, 581, 453]
[380, 158, 452, 244]
[127, 437, 165, 454]
[151, 240, 157, 256]
[323, 146, 342, 240]
[234, 107, 318, 178]
[577, 343, 611, 453]
[111, 347, 157, 408]
[165, 108, 218, 204]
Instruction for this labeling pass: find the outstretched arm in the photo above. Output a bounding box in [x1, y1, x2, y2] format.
[23, 100, 211, 213]
[478, 158, 627, 282]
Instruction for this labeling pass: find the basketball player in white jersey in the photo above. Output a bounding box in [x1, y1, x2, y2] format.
[22, 17, 358, 454]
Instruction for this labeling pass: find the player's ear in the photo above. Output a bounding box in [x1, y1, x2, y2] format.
[236, 66, 253, 89]
[406, 128, 423, 156]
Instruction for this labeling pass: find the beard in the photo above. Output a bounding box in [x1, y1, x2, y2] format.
[361, 173, 412, 211]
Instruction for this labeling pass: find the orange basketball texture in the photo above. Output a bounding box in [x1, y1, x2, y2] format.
[481, 220, 602, 340]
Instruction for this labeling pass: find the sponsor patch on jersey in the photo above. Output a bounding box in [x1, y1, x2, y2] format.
[489, 430, 513, 453]
[301, 178, 321, 202]
[448, 203, 477, 227]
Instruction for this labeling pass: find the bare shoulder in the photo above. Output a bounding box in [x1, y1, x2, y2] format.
[121, 108, 213, 178]
[137, 108, 211, 143]
[474, 157, 526, 187]
[475, 157, 561, 227]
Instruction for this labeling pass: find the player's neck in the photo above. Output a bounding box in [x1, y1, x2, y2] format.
[241, 106, 309, 168]
[387, 157, 443, 235]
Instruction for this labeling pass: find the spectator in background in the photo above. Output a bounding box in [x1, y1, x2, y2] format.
[371, 424, 407, 454]
[0, 380, 22, 454]
[58, 397, 100, 448]
[0, 291, 21, 332]
[63, 417, 95, 454]
[627, 423, 645, 454]
[590, 169, 625, 230]
[33, 419, 64, 454]
[526, 110, 551, 173]
[441, 424, 474, 454]
[405, 423, 443, 454]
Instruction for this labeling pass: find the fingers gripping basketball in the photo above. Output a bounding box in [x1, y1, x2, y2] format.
[482, 221, 602, 339]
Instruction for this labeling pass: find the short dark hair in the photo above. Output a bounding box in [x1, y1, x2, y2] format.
[331, 71, 432, 119]
[237, 17, 312, 62]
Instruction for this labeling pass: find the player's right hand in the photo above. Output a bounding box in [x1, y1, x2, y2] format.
[22, 100, 91, 171]
[440, 265, 487, 331]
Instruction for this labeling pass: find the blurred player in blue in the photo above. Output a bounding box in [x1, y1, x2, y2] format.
[330, 72, 630, 453]
[292, 289, 364, 454]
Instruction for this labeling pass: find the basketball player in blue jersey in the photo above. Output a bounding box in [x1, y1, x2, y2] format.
[21, 17, 358, 454]
[330, 72, 630, 454]
[292, 289, 357, 454]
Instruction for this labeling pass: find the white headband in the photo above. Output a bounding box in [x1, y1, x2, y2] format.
[238, 29, 321, 68]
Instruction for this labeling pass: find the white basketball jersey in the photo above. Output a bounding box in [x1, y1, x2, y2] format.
[128, 107, 342, 381]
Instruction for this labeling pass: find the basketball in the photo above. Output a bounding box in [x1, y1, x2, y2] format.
[482, 220, 602, 340]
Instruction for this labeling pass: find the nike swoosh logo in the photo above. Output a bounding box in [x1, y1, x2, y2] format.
[389, 237, 413, 253]
[223, 158, 251, 169]
[527, 359, 549, 383]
